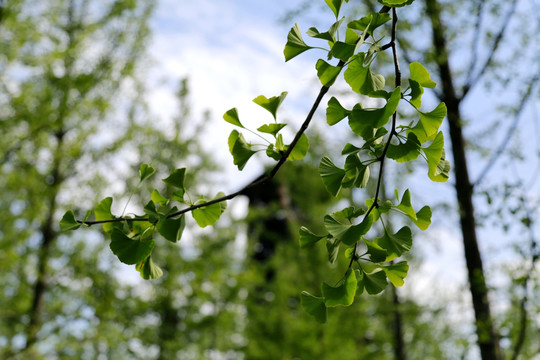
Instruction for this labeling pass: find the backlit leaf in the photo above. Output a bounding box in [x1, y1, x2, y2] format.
[157, 215, 185, 243]
[324, 0, 348, 18]
[348, 12, 391, 37]
[362, 270, 387, 294]
[344, 53, 386, 95]
[139, 163, 156, 183]
[257, 123, 286, 137]
[376, 226, 413, 260]
[253, 92, 288, 120]
[60, 210, 81, 231]
[223, 108, 244, 128]
[387, 132, 421, 163]
[409, 62, 436, 88]
[95, 197, 115, 233]
[316, 59, 341, 86]
[192, 201, 222, 228]
[319, 156, 346, 196]
[326, 97, 351, 125]
[137, 256, 163, 280]
[284, 24, 313, 61]
[228, 130, 256, 170]
[322, 269, 357, 307]
[384, 261, 409, 287]
[287, 133, 310, 161]
[378, 0, 415, 7]
[162, 168, 186, 189]
[410, 102, 447, 143]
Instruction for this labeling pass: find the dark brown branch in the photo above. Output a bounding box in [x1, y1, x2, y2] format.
[462, 0, 518, 98]
[80, 5, 392, 227]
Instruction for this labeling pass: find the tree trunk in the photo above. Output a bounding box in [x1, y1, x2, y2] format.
[424, 1, 501, 359]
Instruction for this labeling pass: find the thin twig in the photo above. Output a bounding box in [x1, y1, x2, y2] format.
[473, 64, 540, 188]
[462, 0, 519, 98]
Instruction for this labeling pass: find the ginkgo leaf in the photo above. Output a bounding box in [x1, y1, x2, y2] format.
[284, 24, 313, 61]
[301, 292, 327, 323]
[322, 269, 357, 307]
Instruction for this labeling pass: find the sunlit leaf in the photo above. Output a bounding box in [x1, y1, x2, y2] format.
[95, 197, 115, 233]
[364, 238, 387, 262]
[376, 226, 413, 260]
[344, 53, 386, 95]
[348, 87, 400, 140]
[287, 133, 310, 161]
[284, 24, 313, 61]
[396, 189, 432, 230]
[410, 102, 447, 143]
[223, 108, 244, 128]
[137, 256, 163, 280]
[348, 12, 391, 37]
[326, 97, 351, 125]
[228, 130, 256, 170]
[378, 0, 415, 7]
[324, 0, 349, 18]
[409, 62, 436, 88]
[383, 261, 409, 287]
[253, 92, 288, 120]
[139, 164, 156, 183]
[387, 132, 421, 163]
[162, 168, 186, 189]
[151, 189, 168, 206]
[60, 210, 81, 231]
[319, 156, 346, 196]
[423, 132, 450, 182]
[257, 123, 286, 137]
[316, 59, 341, 87]
[322, 269, 357, 307]
[330, 41, 355, 62]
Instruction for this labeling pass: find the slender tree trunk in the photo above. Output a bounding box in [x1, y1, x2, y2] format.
[391, 286, 406, 360]
[424, 1, 501, 359]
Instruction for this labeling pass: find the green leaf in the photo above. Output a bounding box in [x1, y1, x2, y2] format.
[287, 133, 309, 161]
[348, 13, 391, 37]
[257, 123, 286, 137]
[316, 59, 341, 87]
[409, 79, 424, 108]
[341, 143, 362, 155]
[223, 108, 244, 128]
[301, 292, 327, 323]
[423, 131, 450, 182]
[110, 228, 155, 265]
[326, 237, 341, 264]
[299, 226, 328, 248]
[330, 41, 355, 62]
[387, 132, 421, 163]
[409, 62, 436, 88]
[326, 97, 351, 125]
[383, 261, 409, 287]
[319, 156, 346, 196]
[376, 226, 413, 261]
[378, 0, 415, 7]
[162, 168, 186, 189]
[396, 189, 432, 230]
[322, 269, 357, 307]
[324, 0, 348, 18]
[137, 256, 163, 280]
[284, 24, 313, 62]
[307, 27, 334, 42]
[364, 239, 387, 262]
[324, 211, 373, 246]
[253, 92, 288, 120]
[151, 189, 168, 206]
[348, 87, 401, 140]
[95, 197, 115, 233]
[60, 210, 81, 231]
[266, 144, 282, 161]
[143, 200, 159, 224]
[362, 270, 387, 294]
[228, 130, 256, 170]
[343, 154, 370, 188]
[410, 102, 447, 143]
[139, 164, 156, 183]
[157, 215, 185, 243]
[344, 53, 386, 95]
[192, 201, 222, 228]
